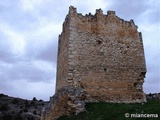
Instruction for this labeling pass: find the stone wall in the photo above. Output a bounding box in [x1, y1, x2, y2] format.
[55, 14, 70, 90]
[56, 6, 146, 103]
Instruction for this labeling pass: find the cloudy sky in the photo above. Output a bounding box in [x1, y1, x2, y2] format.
[0, 0, 159, 101]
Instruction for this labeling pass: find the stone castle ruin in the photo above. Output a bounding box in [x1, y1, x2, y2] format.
[41, 6, 147, 120]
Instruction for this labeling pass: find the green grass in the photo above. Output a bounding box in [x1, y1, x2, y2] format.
[58, 99, 160, 120]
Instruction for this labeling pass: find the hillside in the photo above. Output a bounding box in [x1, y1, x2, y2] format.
[0, 93, 160, 120]
[0, 94, 48, 120]
[58, 98, 160, 120]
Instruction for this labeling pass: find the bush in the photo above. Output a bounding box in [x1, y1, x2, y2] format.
[24, 100, 30, 107]
[12, 111, 15, 114]
[2, 114, 12, 120]
[32, 97, 37, 101]
[0, 94, 7, 98]
[23, 108, 28, 112]
[30, 101, 35, 106]
[0, 105, 9, 111]
[34, 105, 37, 109]
[18, 110, 23, 114]
[20, 106, 23, 109]
[12, 98, 19, 104]
[27, 117, 34, 120]
[39, 99, 43, 102]
[41, 103, 44, 106]
[15, 114, 23, 120]
[33, 110, 37, 115]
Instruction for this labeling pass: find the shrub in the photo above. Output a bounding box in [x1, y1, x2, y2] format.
[24, 100, 30, 107]
[2, 114, 12, 120]
[41, 103, 44, 106]
[12, 98, 19, 104]
[12, 111, 15, 114]
[15, 114, 23, 120]
[30, 101, 35, 106]
[32, 97, 37, 101]
[18, 110, 23, 114]
[20, 106, 23, 109]
[33, 110, 37, 115]
[27, 117, 34, 120]
[0, 105, 9, 111]
[0, 94, 7, 98]
[34, 105, 37, 109]
[23, 108, 28, 112]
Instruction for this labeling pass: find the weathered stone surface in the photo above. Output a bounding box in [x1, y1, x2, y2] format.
[41, 87, 85, 120]
[42, 6, 147, 120]
[56, 6, 146, 103]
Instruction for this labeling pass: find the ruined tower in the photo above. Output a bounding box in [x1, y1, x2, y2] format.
[42, 6, 147, 120]
[56, 6, 146, 103]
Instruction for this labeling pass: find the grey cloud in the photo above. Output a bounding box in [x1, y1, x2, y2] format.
[0, 1, 29, 30]
[0, 81, 15, 95]
[0, 47, 12, 63]
[106, 0, 159, 25]
[35, 40, 58, 63]
[0, 0, 61, 31]
[38, 0, 68, 20]
[144, 83, 159, 93]
[145, 9, 160, 24]
[0, 61, 55, 82]
[146, 64, 160, 85]
[0, 36, 17, 63]
[23, 37, 58, 64]
[0, 51, 21, 63]
[144, 45, 160, 92]
[108, 0, 149, 14]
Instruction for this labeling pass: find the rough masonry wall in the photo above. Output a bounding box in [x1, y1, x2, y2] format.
[56, 16, 70, 90]
[56, 6, 146, 103]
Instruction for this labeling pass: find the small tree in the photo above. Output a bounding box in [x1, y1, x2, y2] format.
[30, 101, 35, 106]
[23, 108, 28, 112]
[12, 98, 19, 104]
[32, 97, 37, 101]
[0, 104, 9, 111]
[15, 113, 23, 120]
[24, 100, 30, 107]
[33, 110, 37, 115]
[3, 114, 12, 120]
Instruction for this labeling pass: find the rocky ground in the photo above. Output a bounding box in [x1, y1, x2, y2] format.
[0, 93, 49, 120]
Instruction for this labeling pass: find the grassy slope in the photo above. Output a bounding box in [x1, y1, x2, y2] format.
[58, 99, 160, 120]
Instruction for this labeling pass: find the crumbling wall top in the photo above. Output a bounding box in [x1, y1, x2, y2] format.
[67, 6, 138, 30]
[69, 6, 77, 14]
[96, 8, 103, 15]
[107, 10, 116, 16]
